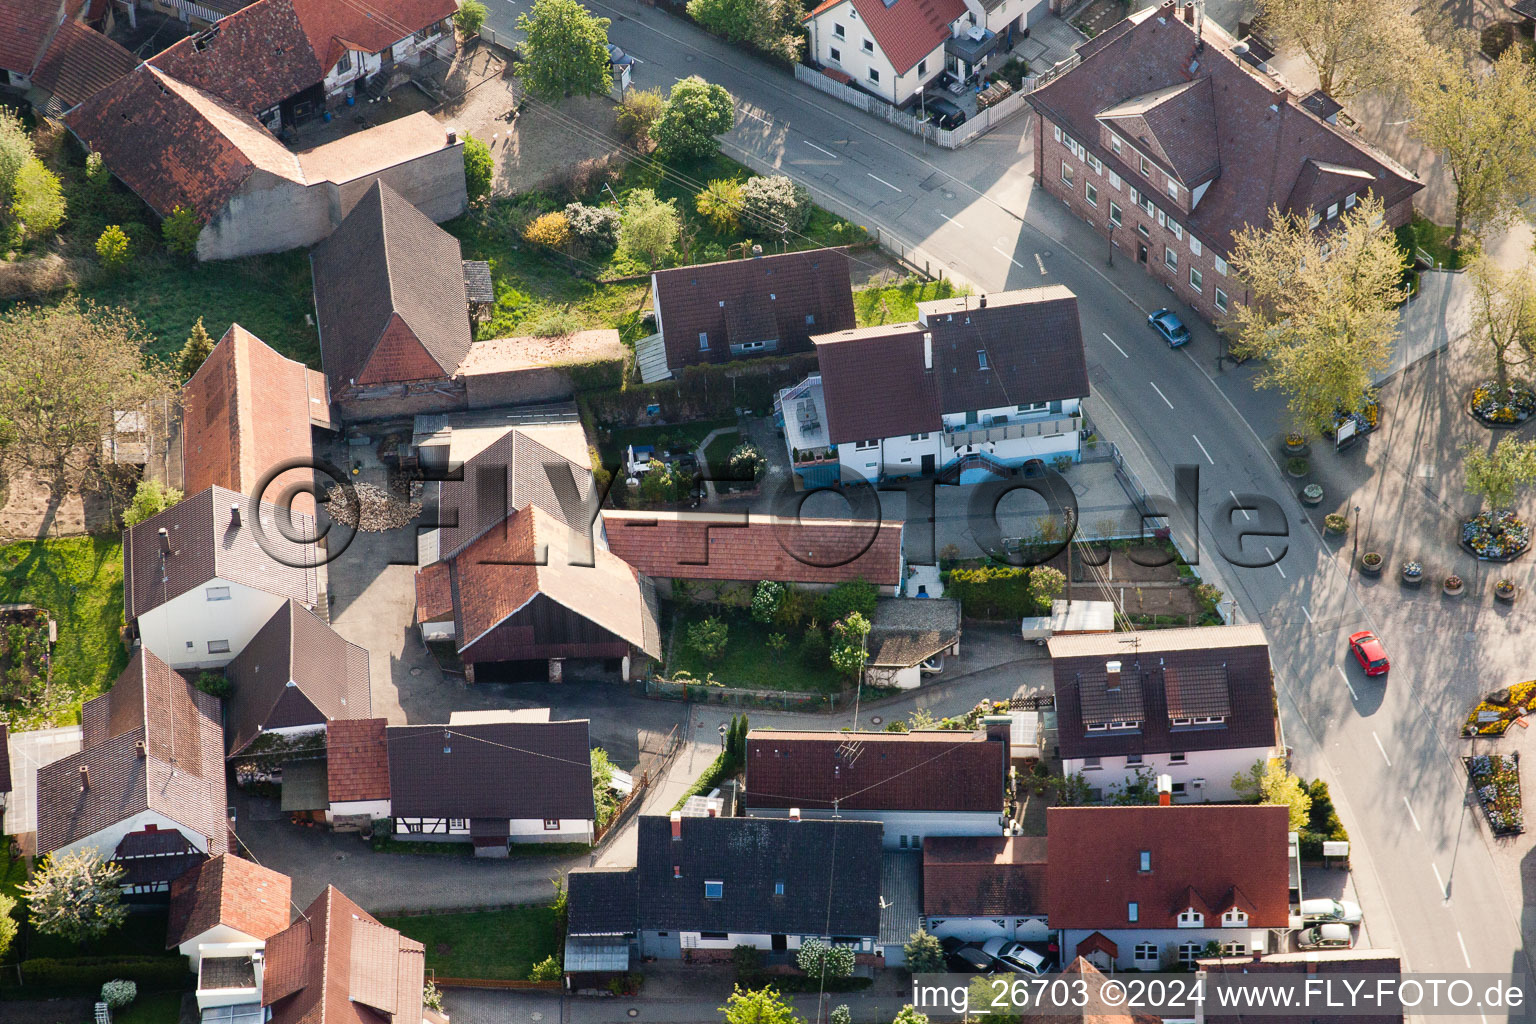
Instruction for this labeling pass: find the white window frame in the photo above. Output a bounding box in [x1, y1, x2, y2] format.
[1053, 125, 1061, 143]
[1327, 202, 1339, 219]
[1167, 179, 1179, 200]
[1223, 908, 1248, 927]
[1190, 235, 1202, 256]
[1085, 181, 1097, 207]
[1168, 218, 1182, 240]
[862, 37, 874, 53]
[1109, 132, 1122, 154]
[207, 639, 231, 654]
[1190, 266, 1203, 292]
[1178, 943, 1201, 966]
[867, 67, 879, 83]
[1128, 902, 1139, 923]
[855, 439, 879, 450]
[1215, 287, 1228, 313]
[704, 880, 724, 899]
[543, 818, 560, 830]
[698, 332, 710, 351]
[1083, 756, 1102, 769]
[1061, 161, 1074, 187]
[828, 45, 841, 63]
[1178, 909, 1203, 927]
[1214, 254, 1228, 276]
[1109, 169, 1122, 191]
[1088, 153, 1102, 174]
[1345, 192, 1358, 209]
[1223, 943, 1247, 956]
[205, 586, 231, 601]
[1140, 155, 1152, 178]
[1165, 247, 1178, 270]
[1134, 943, 1159, 963]
[833, 21, 845, 36]
[1109, 201, 1122, 227]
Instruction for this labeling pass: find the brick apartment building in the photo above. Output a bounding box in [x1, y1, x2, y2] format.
[1026, 1, 1421, 323]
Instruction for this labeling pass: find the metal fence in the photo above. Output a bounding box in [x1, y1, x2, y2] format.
[593, 723, 682, 845]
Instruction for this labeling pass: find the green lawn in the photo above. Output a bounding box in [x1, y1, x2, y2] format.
[701, 429, 758, 492]
[1396, 214, 1463, 271]
[854, 277, 965, 326]
[668, 607, 844, 693]
[599, 417, 736, 470]
[0, 537, 127, 730]
[23, 911, 170, 961]
[111, 991, 186, 1024]
[377, 906, 560, 981]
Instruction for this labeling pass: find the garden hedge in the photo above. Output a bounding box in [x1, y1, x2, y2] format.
[671, 749, 739, 812]
[943, 565, 1041, 620]
[19, 955, 191, 993]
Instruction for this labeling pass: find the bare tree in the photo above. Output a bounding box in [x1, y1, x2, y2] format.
[1467, 254, 1536, 407]
[1257, 0, 1425, 101]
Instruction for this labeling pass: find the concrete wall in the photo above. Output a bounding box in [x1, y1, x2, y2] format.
[331, 383, 464, 424]
[926, 914, 1050, 944]
[137, 581, 287, 670]
[464, 366, 578, 409]
[743, 808, 1002, 850]
[1064, 745, 1269, 803]
[179, 924, 261, 970]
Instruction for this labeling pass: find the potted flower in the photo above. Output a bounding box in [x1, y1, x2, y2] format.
[1285, 433, 1309, 455]
[1359, 551, 1383, 576]
[1285, 457, 1310, 478]
[1301, 483, 1324, 506]
[1325, 513, 1349, 536]
[1401, 560, 1423, 585]
[1444, 574, 1465, 596]
[1496, 578, 1519, 602]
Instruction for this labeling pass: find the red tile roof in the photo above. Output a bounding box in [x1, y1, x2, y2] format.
[264, 886, 426, 1024]
[327, 719, 390, 804]
[28, 18, 136, 109]
[601, 510, 904, 586]
[181, 324, 324, 517]
[1026, 5, 1421, 258]
[1045, 805, 1291, 930]
[0, 0, 62, 76]
[805, 0, 965, 75]
[167, 853, 293, 949]
[743, 729, 1007, 812]
[922, 836, 1047, 917]
[289, 0, 456, 72]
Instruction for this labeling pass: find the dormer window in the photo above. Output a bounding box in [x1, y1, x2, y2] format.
[1345, 192, 1358, 209]
[704, 880, 724, 899]
[1167, 179, 1179, 200]
[1178, 908, 1203, 927]
[1327, 202, 1339, 220]
[1222, 908, 1248, 927]
[1128, 902, 1139, 923]
[1109, 133, 1122, 154]
[977, 350, 988, 369]
[1309, 212, 1321, 229]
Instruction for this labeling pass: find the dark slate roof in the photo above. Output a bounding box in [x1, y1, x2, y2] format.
[1047, 625, 1277, 759]
[462, 261, 494, 304]
[743, 729, 1007, 812]
[567, 867, 638, 935]
[224, 600, 371, 755]
[867, 598, 961, 668]
[635, 815, 882, 936]
[385, 719, 595, 821]
[434, 428, 597, 560]
[123, 486, 320, 621]
[149, 0, 325, 115]
[37, 648, 229, 856]
[1096, 77, 1220, 187]
[814, 286, 1090, 444]
[653, 248, 856, 370]
[922, 836, 1048, 917]
[1025, 4, 1421, 259]
[1299, 89, 1343, 122]
[310, 180, 472, 399]
[1516, 0, 1536, 18]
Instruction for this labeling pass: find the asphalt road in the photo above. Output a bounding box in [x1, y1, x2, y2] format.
[483, 0, 1530, 1009]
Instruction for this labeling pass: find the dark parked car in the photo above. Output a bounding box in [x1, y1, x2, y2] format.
[923, 95, 968, 130]
[1147, 308, 1191, 348]
[946, 944, 993, 973]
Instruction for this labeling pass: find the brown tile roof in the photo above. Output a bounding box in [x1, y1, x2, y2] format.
[224, 600, 371, 755]
[149, 0, 325, 115]
[386, 718, 595, 821]
[29, 18, 136, 109]
[1047, 624, 1278, 759]
[804, 0, 966, 75]
[1097, 77, 1220, 188]
[310, 180, 471, 399]
[67, 66, 302, 220]
[0, 0, 63, 76]
[167, 853, 293, 949]
[601, 510, 904, 587]
[181, 324, 323, 517]
[288, 0, 455, 70]
[1045, 805, 1291, 930]
[123, 485, 320, 621]
[421, 505, 661, 659]
[37, 648, 229, 856]
[1200, 950, 1403, 1024]
[653, 248, 855, 370]
[264, 885, 426, 1024]
[742, 729, 1007, 812]
[1035, 958, 1162, 1024]
[1026, 5, 1421, 258]
[922, 835, 1047, 916]
[326, 718, 389, 804]
[815, 286, 1090, 443]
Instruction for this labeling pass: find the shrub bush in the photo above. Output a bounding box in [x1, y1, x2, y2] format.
[739, 174, 810, 234]
[95, 225, 130, 271]
[799, 625, 827, 665]
[195, 671, 230, 699]
[944, 565, 1037, 619]
[750, 581, 784, 623]
[564, 202, 621, 258]
[100, 979, 137, 1009]
[462, 132, 494, 203]
[20, 957, 190, 994]
[814, 580, 876, 624]
[687, 617, 729, 660]
[454, 0, 487, 34]
[161, 205, 201, 257]
[528, 954, 562, 981]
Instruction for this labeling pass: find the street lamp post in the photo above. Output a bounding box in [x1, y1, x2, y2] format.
[1107, 224, 1115, 267]
[1351, 504, 1362, 565]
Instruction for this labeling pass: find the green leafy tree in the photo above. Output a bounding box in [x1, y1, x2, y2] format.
[1256, 0, 1425, 101]
[123, 480, 183, 528]
[696, 178, 744, 233]
[462, 131, 494, 203]
[616, 87, 666, 150]
[1467, 252, 1536, 406]
[816, 580, 877, 623]
[750, 581, 784, 623]
[619, 188, 680, 269]
[524, 210, 573, 251]
[720, 985, 803, 1024]
[1225, 196, 1404, 435]
[796, 938, 854, 980]
[903, 929, 945, 974]
[95, 225, 131, 271]
[739, 174, 810, 235]
[1232, 760, 1312, 830]
[528, 954, 562, 981]
[966, 975, 1019, 1024]
[195, 671, 230, 699]
[0, 110, 32, 211]
[21, 849, 127, 944]
[84, 151, 109, 188]
[686, 0, 800, 61]
[565, 202, 621, 256]
[1026, 565, 1065, 612]
[11, 158, 65, 239]
[688, 616, 730, 661]
[830, 1007, 852, 1024]
[653, 77, 734, 160]
[591, 746, 619, 829]
[515, 0, 612, 101]
[829, 612, 870, 678]
[455, 0, 488, 35]
[0, 893, 17, 961]
[1463, 436, 1536, 511]
[1412, 47, 1536, 250]
[177, 316, 215, 381]
[161, 205, 201, 257]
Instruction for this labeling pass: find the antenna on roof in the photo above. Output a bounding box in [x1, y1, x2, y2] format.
[836, 739, 864, 767]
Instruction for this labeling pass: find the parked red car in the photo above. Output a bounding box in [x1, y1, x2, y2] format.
[1348, 630, 1390, 676]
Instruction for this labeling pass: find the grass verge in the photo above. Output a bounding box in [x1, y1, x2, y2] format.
[1396, 214, 1463, 271]
[854, 277, 964, 326]
[377, 906, 560, 981]
[114, 991, 186, 1024]
[667, 607, 843, 693]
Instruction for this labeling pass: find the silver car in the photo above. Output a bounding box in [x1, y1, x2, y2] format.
[981, 938, 1047, 975]
[1299, 898, 1363, 924]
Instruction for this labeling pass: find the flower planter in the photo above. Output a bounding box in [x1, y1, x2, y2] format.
[1470, 380, 1536, 428]
[1285, 457, 1310, 478]
[1496, 580, 1519, 603]
[1284, 435, 1310, 457]
[1401, 561, 1424, 586]
[1301, 484, 1324, 506]
[1324, 514, 1349, 536]
[1465, 753, 1524, 835]
[1461, 510, 1531, 562]
[1359, 553, 1383, 576]
[1444, 575, 1465, 596]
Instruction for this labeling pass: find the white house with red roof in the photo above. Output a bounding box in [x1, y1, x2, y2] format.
[803, 0, 1047, 107]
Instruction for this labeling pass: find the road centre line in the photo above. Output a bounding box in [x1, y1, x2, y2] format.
[1103, 333, 1128, 358]
[1432, 863, 1448, 902]
[1372, 731, 1392, 767]
[1264, 547, 1285, 578]
[802, 140, 838, 158]
[1230, 490, 1252, 521]
[1150, 382, 1174, 409]
[992, 246, 1025, 269]
[1457, 932, 1472, 968]
[1192, 434, 1214, 465]
[1402, 796, 1421, 832]
[1335, 666, 1357, 701]
[867, 172, 903, 192]
[938, 212, 965, 229]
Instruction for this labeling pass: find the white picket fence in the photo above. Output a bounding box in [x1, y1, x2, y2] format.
[793, 64, 1044, 149]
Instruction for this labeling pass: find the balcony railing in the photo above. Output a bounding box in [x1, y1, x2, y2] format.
[944, 414, 1081, 448]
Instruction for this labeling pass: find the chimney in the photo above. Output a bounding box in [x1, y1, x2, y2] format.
[1182, 1, 1194, 24]
[79, 765, 90, 791]
[1157, 774, 1173, 806]
[670, 811, 682, 841]
[157, 527, 170, 553]
[1105, 661, 1122, 690]
[135, 740, 146, 759]
[923, 332, 933, 370]
[706, 803, 717, 818]
[789, 807, 801, 821]
[446, 127, 457, 145]
[229, 505, 242, 529]
[979, 294, 987, 309]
